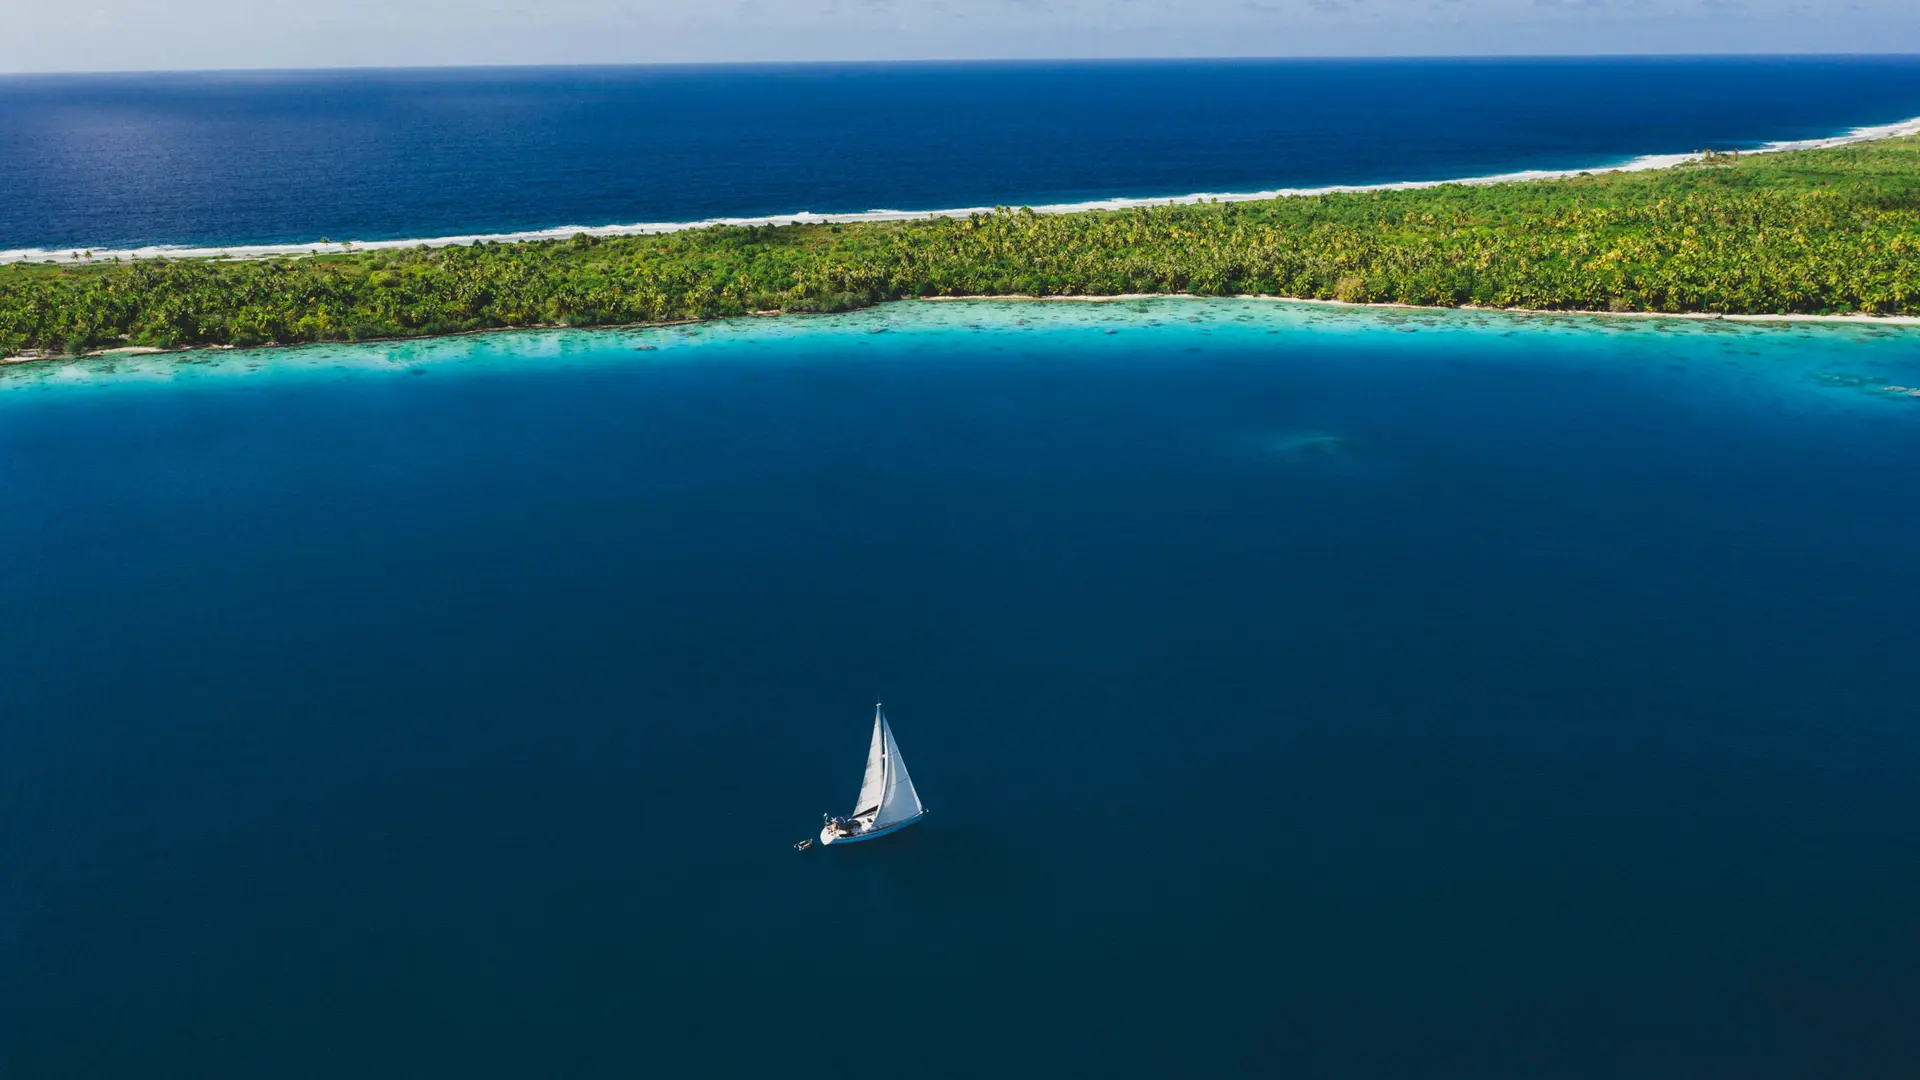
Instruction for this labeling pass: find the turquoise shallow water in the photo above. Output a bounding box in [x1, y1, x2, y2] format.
[3, 301, 1918, 1078]
[9, 299, 1920, 407]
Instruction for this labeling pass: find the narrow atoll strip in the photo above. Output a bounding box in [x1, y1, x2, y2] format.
[9, 127, 1920, 361]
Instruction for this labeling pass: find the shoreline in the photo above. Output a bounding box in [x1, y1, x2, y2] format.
[920, 294, 1920, 326]
[7, 295, 1917, 370]
[6, 114, 1918, 267]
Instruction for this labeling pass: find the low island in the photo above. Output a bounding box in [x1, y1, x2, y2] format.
[4, 134, 1918, 361]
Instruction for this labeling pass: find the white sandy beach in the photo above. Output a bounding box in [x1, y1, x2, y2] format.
[3, 294, 1913, 369]
[919, 293, 1920, 327]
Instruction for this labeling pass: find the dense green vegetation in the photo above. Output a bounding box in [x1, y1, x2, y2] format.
[5, 134, 1919, 358]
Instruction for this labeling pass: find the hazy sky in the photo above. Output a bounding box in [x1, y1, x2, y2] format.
[2, 0, 1915, 73]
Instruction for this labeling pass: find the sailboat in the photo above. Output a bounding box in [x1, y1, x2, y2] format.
[819, 704, 927, 845]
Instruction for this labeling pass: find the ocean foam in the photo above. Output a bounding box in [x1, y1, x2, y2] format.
[6, 115, 1918, 267]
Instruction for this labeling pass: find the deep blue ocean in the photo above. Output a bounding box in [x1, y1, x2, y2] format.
[5, 57, 1920, 251]
[2, 301, 1919, 1078]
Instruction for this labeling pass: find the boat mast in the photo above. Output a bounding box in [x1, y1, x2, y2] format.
[874, 703, 888, 823]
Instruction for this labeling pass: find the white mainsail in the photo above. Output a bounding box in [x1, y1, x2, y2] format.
[872, 711, 924, 827]
[820, 703, 927, 846]
[853, 706, 887, 818]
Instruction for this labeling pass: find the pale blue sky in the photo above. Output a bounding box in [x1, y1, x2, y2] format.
[1, 0, 1914, 73]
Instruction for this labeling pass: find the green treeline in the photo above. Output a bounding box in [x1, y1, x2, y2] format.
[5, 134, 1919, 358]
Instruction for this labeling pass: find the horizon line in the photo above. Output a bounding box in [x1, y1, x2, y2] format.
[6, 50, 1920, 79]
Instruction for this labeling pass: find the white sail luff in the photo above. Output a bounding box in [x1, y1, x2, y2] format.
[872, 715, 924, 827]
[853, 706, 887, 818]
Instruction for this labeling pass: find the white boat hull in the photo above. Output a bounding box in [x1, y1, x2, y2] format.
[819, 811, 927, 846]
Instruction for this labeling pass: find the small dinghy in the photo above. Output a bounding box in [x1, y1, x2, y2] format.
[819, 704, 927, 846]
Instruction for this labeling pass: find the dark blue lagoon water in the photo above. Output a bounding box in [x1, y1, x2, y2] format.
[6, 57, 1920, 252]
[4, 303, 1920, 1078]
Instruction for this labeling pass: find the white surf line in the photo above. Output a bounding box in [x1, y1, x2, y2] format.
[7, 114, 1919, 267]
